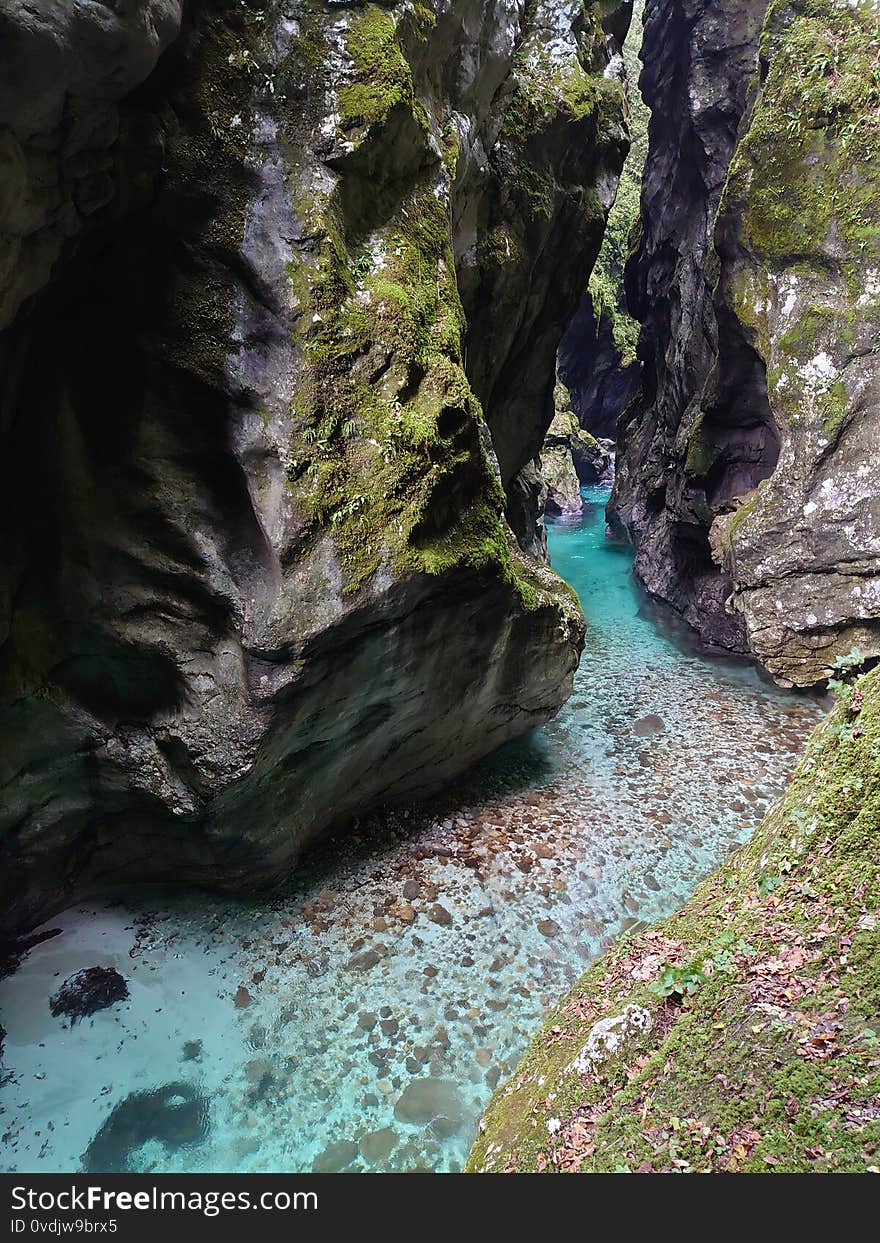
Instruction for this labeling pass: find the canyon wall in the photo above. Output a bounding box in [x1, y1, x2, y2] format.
[0, 0, 630, 936]
[612, 0, 880, 685]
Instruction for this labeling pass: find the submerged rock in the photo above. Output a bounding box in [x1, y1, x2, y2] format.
[49, 967, 129, 1024]
[358, 1127, 398, 1165]
[82, 1083, 208, 1173]
[312, 1137, 359, 1173]
[468, 665, 880, 1173]
[394, 1078, 465, 1135]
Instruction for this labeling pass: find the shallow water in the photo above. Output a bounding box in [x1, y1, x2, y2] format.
[0, 486, 825, 1174]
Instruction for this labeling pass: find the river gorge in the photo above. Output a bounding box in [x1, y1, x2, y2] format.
[0, 486, 824, 1173]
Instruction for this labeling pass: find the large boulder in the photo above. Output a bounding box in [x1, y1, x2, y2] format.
[0, 1, 633, 935]
[541, 411, 585, 516]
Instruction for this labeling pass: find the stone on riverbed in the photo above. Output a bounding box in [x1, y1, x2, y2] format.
[312, 1138, 359, 1173]
[394, 1079, 465, 1134]
[359, 1127, 398, 1165]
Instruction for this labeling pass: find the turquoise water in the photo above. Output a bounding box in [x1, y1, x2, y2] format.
[0, 486, 825, 1173]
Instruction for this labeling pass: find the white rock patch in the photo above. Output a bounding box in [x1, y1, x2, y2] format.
[567, 1004, 653, 1076]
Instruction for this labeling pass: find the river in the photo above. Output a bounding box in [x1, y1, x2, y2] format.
[0, 486, 825, 1173]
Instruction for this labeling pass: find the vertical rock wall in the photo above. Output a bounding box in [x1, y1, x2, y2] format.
[0, 0, 629, 935]
[612, 0, 880, 685]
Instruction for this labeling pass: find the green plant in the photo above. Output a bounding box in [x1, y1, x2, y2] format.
[827, 646, 867, 697]
[650, 932, 754, 1001]
[649, 960, 709, 1002]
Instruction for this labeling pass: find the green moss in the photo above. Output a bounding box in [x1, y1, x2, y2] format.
[337, 5, 414, 128]
[481, 225, 524, 268]
[282, 149, 567, 613]
[723, 490, 761, 547]
[497, 36, 624, 221]
[819, 377, 850, 436]
[730, 0, 880, 263]
[468, 666, 880, 1173]
[684, 424, 718, 476]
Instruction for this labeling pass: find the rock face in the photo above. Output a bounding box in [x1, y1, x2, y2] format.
[707, 0, 880, 684]
[557, 0, 646, 442]
[611, 0, 770, 655]
[0, 1, 630, 936]
[451, 0, 631, 555]
[558, 292, 640, 439]
[541, 405, 614, 518]
[0, 0, 185, 330]
[541, 411, 585, 517]
[612, 0, 880, 685]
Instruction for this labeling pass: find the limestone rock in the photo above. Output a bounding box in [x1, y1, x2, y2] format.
[567, 1003, 653, 1075]
[312, 1137, 359, 1173]
[540, 406, 614, 518]
[0, 0, 184, 330]
[612, 0, 880, 685]
[558, 289, 641, 441]
[394, 1078, 464, 1134]
[706, 0, 880, 685]
[0, 0, 635, 935]
[541, 411, 585, 517]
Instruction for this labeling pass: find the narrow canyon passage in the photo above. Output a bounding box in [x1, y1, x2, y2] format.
[0, 486, 825, 1175]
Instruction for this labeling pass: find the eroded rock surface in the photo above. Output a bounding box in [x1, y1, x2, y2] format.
[558, 292, 641, 440]
[542, 410, 586, 517]
[611, 0, 770, 654]
[0, 0, 185, 329]
[706, 0, 880, 684]
[612, 0, 880, 685]
[0, 1, 631, 934]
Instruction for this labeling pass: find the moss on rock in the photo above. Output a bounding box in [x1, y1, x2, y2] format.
[279, 6, 585, 615]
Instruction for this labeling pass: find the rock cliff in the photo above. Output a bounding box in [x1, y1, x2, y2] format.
[611, 0, 770, 654]
[612, 0, 880, 686]
[557, 0, 645, 442]
[541, 394, 614, 517]
[0, 0, 630, 936]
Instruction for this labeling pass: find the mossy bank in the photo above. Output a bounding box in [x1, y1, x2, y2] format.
[467, 664, 880, 1173]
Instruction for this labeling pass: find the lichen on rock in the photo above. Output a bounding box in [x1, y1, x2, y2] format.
[611, 0, 880, 687]
[708, 0, 880, 686]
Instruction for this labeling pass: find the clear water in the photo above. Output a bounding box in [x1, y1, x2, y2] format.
[0, 486, 825, 1174]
